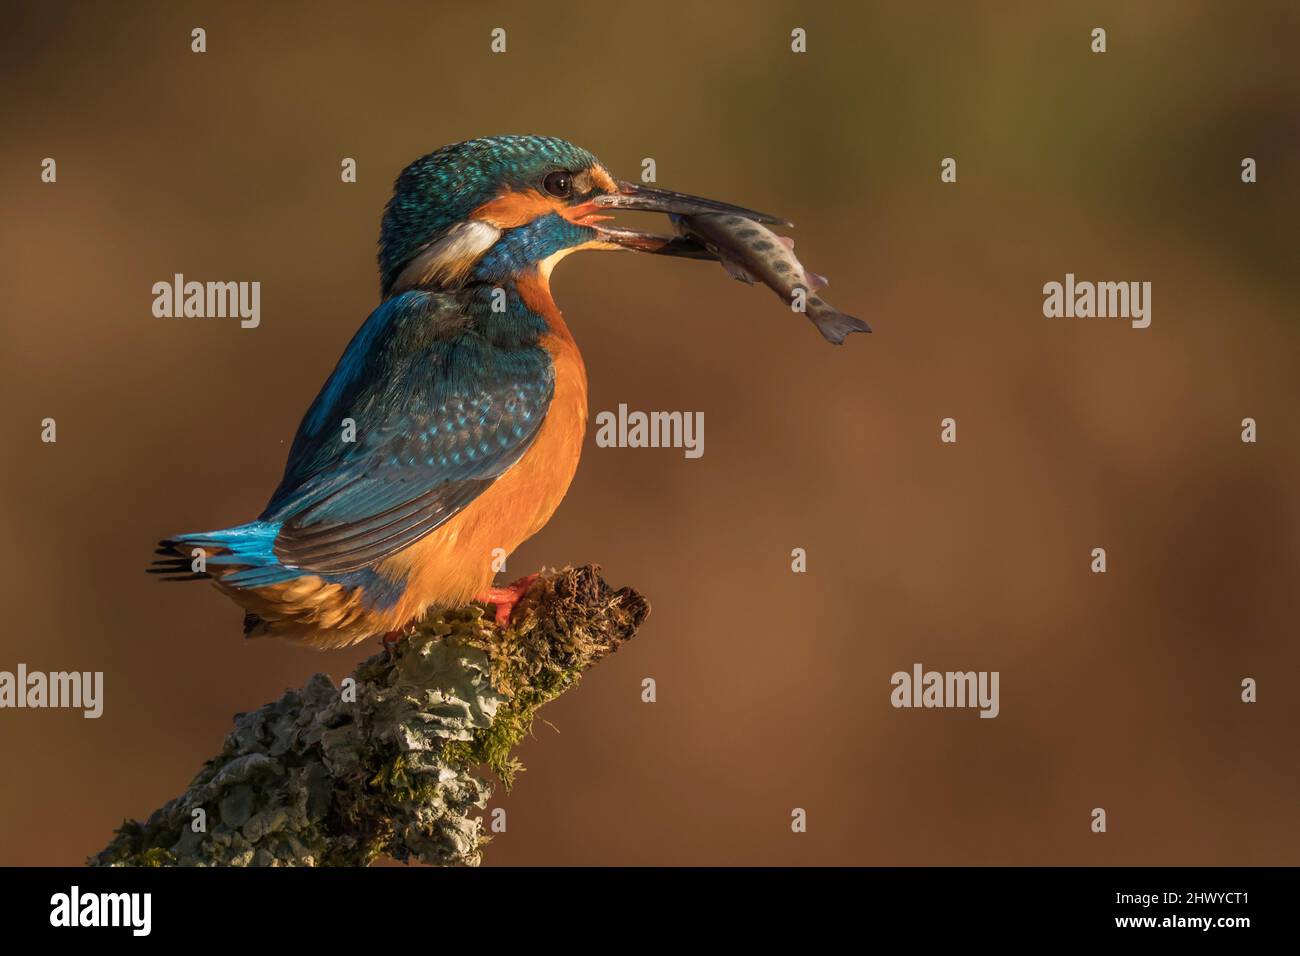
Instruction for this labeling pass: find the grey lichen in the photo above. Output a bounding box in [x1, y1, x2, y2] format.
[93, 565, 648, 867]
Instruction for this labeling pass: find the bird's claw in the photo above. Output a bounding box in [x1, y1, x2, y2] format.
[380, 627, 412, 659]
[479, 573, 540, 628]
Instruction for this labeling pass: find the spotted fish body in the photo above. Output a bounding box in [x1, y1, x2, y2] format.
[671, 213, 870, 344]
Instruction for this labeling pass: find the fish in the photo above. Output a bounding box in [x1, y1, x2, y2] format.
[671, 213, 871, 344]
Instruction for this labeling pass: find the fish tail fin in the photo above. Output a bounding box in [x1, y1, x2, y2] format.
[808, 299, 872, 345]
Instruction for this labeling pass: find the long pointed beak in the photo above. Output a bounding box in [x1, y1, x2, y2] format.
[586, 180, 791, 255]
[593, 180, 790, 224]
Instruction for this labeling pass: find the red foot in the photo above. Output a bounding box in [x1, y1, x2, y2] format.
[380, 629, 404, 656]
[478, 573, 540, 627]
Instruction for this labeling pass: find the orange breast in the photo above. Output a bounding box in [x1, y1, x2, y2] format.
[378, 269, 588, 623]
[223, 270, 588, 649]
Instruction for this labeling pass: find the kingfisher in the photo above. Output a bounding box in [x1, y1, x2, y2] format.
[153, 135, 785, 649]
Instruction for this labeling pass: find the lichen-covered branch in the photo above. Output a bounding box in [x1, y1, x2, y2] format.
[93, 565, 648, 867]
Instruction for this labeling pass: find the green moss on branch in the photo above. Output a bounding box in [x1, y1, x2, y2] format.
[93, 566, 648, 867]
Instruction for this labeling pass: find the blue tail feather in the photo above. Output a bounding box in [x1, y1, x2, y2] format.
[151, 520, 300, 587]
[151, 520, 407, 611]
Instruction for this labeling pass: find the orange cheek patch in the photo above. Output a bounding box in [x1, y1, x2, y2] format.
[471, 189, 565, 228]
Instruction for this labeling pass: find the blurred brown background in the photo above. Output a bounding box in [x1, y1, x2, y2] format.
[1, 1, 1297, 866]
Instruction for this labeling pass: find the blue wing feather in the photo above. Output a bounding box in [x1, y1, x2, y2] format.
[260, 290, 554, 574]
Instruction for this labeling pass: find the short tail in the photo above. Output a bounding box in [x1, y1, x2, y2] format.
[809, 300, 872, 345]
[149, 520, 298, 588]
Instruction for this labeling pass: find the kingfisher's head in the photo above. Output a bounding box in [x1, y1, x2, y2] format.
[379, 134, 785, 297]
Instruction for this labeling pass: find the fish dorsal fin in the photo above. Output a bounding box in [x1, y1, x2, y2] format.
[778, 236, 795, 251]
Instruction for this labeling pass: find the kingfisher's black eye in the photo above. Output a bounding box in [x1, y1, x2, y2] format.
[542, 170, 573, 198]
